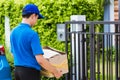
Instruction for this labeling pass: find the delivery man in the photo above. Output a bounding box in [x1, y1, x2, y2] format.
[10, 4, 62, 80]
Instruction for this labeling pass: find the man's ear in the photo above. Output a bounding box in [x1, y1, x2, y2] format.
[30, 14, 35, 19]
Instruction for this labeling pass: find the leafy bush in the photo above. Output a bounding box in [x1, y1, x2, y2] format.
[0, 0, 103, 79]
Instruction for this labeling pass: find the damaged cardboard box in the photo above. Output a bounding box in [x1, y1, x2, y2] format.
[40, 46, 68, 77]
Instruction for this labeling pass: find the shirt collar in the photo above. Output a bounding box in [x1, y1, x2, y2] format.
[20, 23, 31, 28]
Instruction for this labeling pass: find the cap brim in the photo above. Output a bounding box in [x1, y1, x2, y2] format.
[38, 14, 44, 19]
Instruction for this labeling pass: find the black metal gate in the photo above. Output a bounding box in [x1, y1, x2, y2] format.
[63, 21, 120, 80]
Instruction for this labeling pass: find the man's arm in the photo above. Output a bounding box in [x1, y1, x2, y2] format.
[35, 54, 62, 79]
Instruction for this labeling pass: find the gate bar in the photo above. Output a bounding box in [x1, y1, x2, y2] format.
[89, 23, 95, 80]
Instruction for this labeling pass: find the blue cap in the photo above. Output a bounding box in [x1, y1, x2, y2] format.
[22, 4, 44, 19]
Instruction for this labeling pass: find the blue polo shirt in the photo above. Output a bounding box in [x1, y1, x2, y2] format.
[10, 23, 44, 70]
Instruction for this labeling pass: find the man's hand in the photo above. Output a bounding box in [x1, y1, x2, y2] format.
[36, 55, 63, 78]
[53, 69, 63, 79]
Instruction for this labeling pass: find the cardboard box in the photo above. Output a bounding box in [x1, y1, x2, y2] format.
[40, 46, 68, 77]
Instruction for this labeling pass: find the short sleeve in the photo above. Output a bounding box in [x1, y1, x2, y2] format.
[31, 33, 44, 55]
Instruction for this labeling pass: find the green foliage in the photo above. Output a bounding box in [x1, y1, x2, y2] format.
[0, 0, 103, 50]
[0, 0, 103, 79]
[34, 0, 103, 51]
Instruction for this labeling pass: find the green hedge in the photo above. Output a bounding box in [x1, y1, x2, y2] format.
[0, 0, 103, 50]
[0, 0, 103, 80]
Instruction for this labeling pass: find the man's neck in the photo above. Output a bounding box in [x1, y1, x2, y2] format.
[22, 18, 31, 26]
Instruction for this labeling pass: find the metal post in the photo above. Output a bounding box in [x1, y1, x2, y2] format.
[65, 23, 69, 80]
[117, 0, 120, 79]
[90, 23, 95, 80]
[70, 15, 86, 80]
[5, 16, 10, 48]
